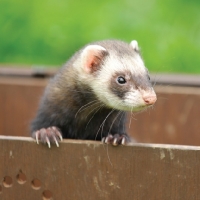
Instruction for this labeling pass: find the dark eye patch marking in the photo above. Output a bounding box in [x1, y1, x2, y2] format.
[109, 69, 153, 100]
[109, 72, 132, 99]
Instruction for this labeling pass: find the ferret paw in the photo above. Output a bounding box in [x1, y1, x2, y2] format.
[101, 134, 130, 146]
[33, 126, 63, 148]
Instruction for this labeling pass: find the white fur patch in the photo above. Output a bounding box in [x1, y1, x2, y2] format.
[124, 88, 144, 105]
[102, 52, 146, 78]
[130, 40, 139, 51]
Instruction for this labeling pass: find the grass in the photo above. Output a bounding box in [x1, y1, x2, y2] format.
[0, 0, 200, 73]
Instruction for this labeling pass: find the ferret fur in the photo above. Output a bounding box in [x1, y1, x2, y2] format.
[30, 39, 157, 146]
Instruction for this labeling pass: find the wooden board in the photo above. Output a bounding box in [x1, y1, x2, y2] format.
[0, 76, 200, 146]
[0, 136, 200, 200]
[129, 85, 200, 145]
[0, 77, 47, 136]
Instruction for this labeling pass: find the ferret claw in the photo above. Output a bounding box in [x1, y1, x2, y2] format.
[46, 137, 51, 148]
[105, 137, 109, 143]
[103, 134, 113, 144]
[53, 136, 59, 147]
[121, 137, 126, 145]
[32, 126, 63, 148]
[102, 134, 130, 146]
[58, 134, 63, 142]
[35, 131, 39, 144]
[113, 138, 118, 146]
[52, 126, 63, 141]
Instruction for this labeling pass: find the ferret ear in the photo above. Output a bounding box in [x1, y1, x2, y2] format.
[130, 40, 139, 52]
[81, 45, 108, 73]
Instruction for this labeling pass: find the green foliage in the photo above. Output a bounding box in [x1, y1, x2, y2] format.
[0, 0, 200, 73]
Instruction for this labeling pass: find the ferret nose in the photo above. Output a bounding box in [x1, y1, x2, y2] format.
[143, 95, 157, 105]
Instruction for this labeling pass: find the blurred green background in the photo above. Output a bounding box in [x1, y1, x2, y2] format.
[0, 0, 199, 73]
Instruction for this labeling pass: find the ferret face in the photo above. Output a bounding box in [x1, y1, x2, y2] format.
[80, 40, 157, 112]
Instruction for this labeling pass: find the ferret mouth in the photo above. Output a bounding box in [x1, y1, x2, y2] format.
[140, 103, 154, 109]
[131, 104, 152, 112]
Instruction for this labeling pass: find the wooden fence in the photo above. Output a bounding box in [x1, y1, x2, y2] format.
[0, 74, 200, 145]
[0, 68, 200, 199]
[1, 136, 200, 200]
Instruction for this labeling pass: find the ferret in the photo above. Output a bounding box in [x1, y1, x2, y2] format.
[30, 39, 157, 148]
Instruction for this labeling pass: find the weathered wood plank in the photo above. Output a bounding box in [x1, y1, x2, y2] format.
[0, 136, 200, 200]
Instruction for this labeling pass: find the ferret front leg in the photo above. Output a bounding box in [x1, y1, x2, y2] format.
[102, 133, 131, 146]
[33, 126, 63, 148]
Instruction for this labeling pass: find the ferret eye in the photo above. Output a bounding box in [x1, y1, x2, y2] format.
[148, 75, 150, 81]
[117, 76, 126, 84]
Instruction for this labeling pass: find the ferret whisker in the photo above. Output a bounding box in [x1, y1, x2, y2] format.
[128, 107, 135, 129]
[103, 108, 123, 167]
[78, 101, 101, 114]
[95, 109, 115, 140]
[152, 73, 162, 88]
[134, 107, 148, 115]
[85, 103, 104, 119]
[85, 104, 105, 130]
[152, 74, 158, 88]
[117, 111, 126, 134]
[108, 110, 122, 135]
[100, 120, 106, 142]
[111, 102, 126, 134]
[100, 106, 120, 140]
[74, 100, 100, 118]
[106, 145, 113, 167]
[153, 81, 157, 87]
[130, 111, 136, 120]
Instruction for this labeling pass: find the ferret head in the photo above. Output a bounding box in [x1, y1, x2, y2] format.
[78, 40, 157, 112]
